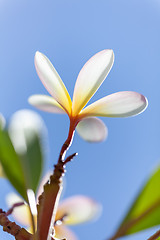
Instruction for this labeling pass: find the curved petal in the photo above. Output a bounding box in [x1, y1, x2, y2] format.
[72, 49, 114, 116]
[35, 52, 72, 115]
[8, 109, 47, 155]
[28, 95, 66, 114]
[76, 117, 108, 142]
[56, 195, 102, 225]
[80, 91, 148, 118]
[54, 225, 78, 240]
[6, 193, 31, 226]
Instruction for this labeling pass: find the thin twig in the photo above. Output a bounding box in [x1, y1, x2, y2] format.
[64, 152, 78, 164]
[6, 202, 24, 216]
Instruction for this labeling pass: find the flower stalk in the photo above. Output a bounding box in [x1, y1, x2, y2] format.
[58, 118, 78, 163]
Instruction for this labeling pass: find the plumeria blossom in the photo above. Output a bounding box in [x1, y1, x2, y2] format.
[29, 50, 148, 142]
[6, 173, 101, 240]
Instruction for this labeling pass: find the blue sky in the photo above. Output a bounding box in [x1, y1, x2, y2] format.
[0, 0, 160, 239]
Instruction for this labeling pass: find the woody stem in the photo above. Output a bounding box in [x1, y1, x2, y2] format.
[36, 119, 78, 240]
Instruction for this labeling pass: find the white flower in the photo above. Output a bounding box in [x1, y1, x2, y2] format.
[29, 50, 147, 142]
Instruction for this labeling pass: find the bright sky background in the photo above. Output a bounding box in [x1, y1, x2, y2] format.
[0, 0, 160, 239]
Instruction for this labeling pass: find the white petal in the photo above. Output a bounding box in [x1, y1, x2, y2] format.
[76, 117, 108, 142]
[72, 50, 114, 116]
[27, 189, 37, 216]
[8, 109, 47, 155]
[28, 95, 66, 114]
[80, 91, 148, 118]
[54, 225, 78, 240]
[35, 52, 72, 115]
[56, 195, 102, 225]
[6, 193, 30, 226]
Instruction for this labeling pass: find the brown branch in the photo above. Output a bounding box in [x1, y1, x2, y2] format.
[108, 199, 160, 240]
[0, 209, 32, 240]
[36, 152, 77, 240]
[147, 230, 160, 240]
[36, 120, 77, 240]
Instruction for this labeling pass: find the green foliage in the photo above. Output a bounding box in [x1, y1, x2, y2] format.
[20, 133, 43, 194]
[118, 166, 160, 236]
[0, 111, 44, 202]
[0, 130, 27, 199]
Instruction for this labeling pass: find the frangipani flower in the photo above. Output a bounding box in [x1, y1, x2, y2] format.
[29, 50, 148, 142]
[6, 192, 101, 240]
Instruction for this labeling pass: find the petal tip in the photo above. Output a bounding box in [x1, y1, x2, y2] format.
[140, 95, 148, 114]
[28, 95, 32, 104]
[28, 95, 36, 106]
[34, 51, 43, 63]
[35, 51, 41, 57]
[109, 49, 114, 64]
[143, 95, 148, 107]
[103, 49, 114, 61]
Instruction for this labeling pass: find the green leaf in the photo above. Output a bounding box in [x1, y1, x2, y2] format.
[19, 133, 43, 193]
[117, 166, 160, 236]
[0, 130, 27, 200]
[0, 110, 46, 201]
